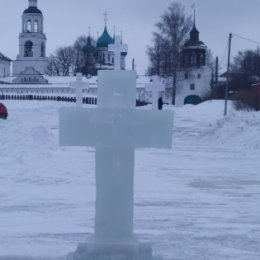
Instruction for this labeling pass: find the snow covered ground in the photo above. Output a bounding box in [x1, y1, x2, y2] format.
[0, 100, 259, 260]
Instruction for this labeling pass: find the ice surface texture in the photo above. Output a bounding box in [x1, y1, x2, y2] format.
[60, 70, 173, 260]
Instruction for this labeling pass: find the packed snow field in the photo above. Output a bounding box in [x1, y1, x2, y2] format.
[0, 100, 259, 260]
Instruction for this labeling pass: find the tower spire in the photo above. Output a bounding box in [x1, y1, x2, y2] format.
[29, 0, 37, 8]
[193, 9, 196, 27]
[104, 11, 108, 26]
[191, 3, 196, 28]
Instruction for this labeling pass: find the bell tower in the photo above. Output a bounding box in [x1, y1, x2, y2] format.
[13, 0, 49, 77]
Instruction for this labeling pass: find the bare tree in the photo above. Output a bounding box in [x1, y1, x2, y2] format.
[147, 2, 192, 104]
[73, 35, 89, 73]
[48, 46, 75, 76]
[48, 54, 60, 76]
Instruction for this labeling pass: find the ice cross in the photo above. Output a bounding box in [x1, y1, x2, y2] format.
[60, 70, 173, 257]
[70, 73, 89, 107]
[108, 35, 128, 70]
[146, 76, 165, 110]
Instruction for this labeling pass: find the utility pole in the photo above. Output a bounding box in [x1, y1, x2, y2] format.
[214, 56, 219, 99]
[224, 33, 232, 116]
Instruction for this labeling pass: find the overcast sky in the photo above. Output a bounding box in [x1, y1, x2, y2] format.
[1, 0, 260, 74]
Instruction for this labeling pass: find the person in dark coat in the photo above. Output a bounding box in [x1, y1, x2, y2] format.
[158, 95, 163, 110]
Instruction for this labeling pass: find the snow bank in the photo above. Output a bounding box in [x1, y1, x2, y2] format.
[203, 108, 260, 150]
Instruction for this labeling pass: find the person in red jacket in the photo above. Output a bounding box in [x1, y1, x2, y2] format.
[0, 103, 8, 119]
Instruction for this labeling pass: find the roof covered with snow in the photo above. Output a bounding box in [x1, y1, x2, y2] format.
[0, 52, 12, 62]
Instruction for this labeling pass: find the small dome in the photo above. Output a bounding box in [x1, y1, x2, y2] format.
[96, 26, 114, 48]
[83, 37, 96, 54]
[23, 6, 42, 15]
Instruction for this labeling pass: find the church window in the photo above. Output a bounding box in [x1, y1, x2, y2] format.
[41, 42, 45, 57]
[191, 52, 197, 66]
[200, 53, 205, 66]
[23, 21, 26, 32]
[27, 20, 32, 32]
[24, 41, 34, 57]
[34, 20, 38, 32]
[112, 57, 114, 64]
[185, 73, 188, 79]
[184, 54, 189, 67]
[190, 83, 195, 90]
[198, 74, 201, 79]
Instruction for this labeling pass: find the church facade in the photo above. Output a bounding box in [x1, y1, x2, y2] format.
[82, 26, 127, 76]
[175, 18, 212, 106]
[0, 52, 11, 77]
[12, 0, 49, 77]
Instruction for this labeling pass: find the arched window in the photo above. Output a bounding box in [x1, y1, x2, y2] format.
[191, 52, 197, 66]
[23, 21, 26, 32]
[24, 41, 33, 57]
[184, 54, 189, 66]
[200, 53, 205, 66]
[27, 20, 32, 32]
[34, 20, 38, 32]
[41, 42, 45, 57]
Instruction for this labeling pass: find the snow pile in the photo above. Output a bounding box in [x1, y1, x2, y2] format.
[203, 110, 260, 150]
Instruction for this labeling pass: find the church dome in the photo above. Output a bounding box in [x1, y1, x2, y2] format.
[23, 0, 42, 15]
[23, 6, 42, 15]
[83, 37, 96, 54]
[96, 26, 114, 48]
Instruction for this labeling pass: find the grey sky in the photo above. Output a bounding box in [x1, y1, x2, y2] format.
[1, 0, 260, 74]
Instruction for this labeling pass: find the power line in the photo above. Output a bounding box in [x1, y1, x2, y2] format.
[219, 38, 229, 68]
[219, 33, 260, 71]
[232, 33, 260, 46]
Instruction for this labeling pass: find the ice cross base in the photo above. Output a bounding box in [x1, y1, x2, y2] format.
[60, 70, 173, 260]
[67, 241, 156, 260]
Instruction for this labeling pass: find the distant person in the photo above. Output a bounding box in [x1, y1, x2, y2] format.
[158, 96, 163, 110]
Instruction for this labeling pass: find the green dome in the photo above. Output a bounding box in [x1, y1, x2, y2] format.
[97, 26, 114, 48]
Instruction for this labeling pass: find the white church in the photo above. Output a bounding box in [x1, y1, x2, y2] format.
[12, 0, 49, 82]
